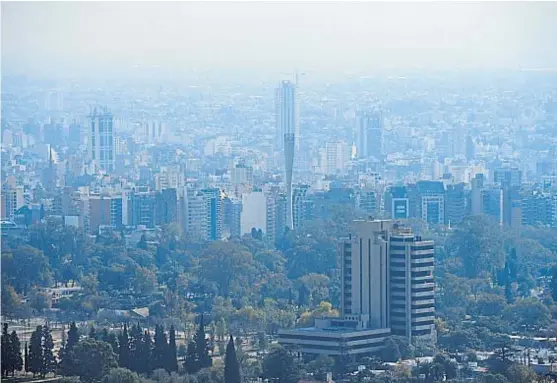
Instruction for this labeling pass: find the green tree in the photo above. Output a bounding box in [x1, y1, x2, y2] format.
[101, 368, 141, 383]
[1, 285, 21, 318]
[118, 324, 131, 370]
[28, 325, 43, 377]
[504, 363, 538, 383]
[224, 335, 241, 383]
[42, 324, 57, 376]
[60, 322, 79, 376]
[503, 298, 552, 330]
[1, 246, 53, 294]
[152, 325, 168, 372]
[262, 346, 300, 383]
[167, 325, 178, 373]
[137, 331, 153, 375]
[195, 317, 212, 371]
[184, 340, 198, 374]
[1, 323, 10, 377]
[9, 330, 24, 376]
[380, 336, 413, 362]
[71, 339, 118, 383]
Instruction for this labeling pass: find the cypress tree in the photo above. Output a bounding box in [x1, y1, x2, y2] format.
[42, 325, 57, 377]
[152, 325, 168, 372]
[195, 316, 212, 370]
[224, 335, 241, 383]
[129, 323, 143, 373]
[167, 325, 178, 373]
[89, 326, 97, 340]
[183, 340, 198, 374]
[9, 330, 23, 376]
[118, 324, 130, 369]
[139, 330, 153, 375]
[1, 323, 9, 377]
[60, 322, 79, 376]
[28, 326, 43, 377]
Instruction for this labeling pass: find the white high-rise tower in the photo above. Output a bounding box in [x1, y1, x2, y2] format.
[276, 80, 298, 230]
[88, 107, 115, 173]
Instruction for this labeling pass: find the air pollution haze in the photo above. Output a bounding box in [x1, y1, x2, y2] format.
[2, 1, 557, 81]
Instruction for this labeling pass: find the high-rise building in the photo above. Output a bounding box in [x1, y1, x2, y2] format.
[466, 135, 476, 161]
[357, 111, 383, 160]
[445, 183, 467, 225]
[494, 167, 522, 188]
[340, 220, 392, 328]
[481, 186, 503, 225]
[292, 185, 313, 229]
[276, 80, 298, 230]
[279, 219, 435, 356]
[275, 80, 298, 152]
[320, 140, 352, 175]
[88, 107, 115, 173]
[241, 190, 267, 236]
[389, 225, 435, 341]
[385, 186, 410, 219]
[1, 182, 24, 220]
[355, 188, 377, 216]
[409, 181, 445, 225]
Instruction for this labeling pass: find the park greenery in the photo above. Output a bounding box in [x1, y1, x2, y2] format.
[2, 207, 557, 382]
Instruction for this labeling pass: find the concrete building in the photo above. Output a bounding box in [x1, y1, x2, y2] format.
[340, 220, 392, 328]
[241, 190, 267, 236]
[88, 107, 115, 173]
[385, 186, 410, 219]
[410, 181, 445, 225]
[321, 140, 352, 175]
[357, 111, 383, 160]
[278, 219, 436, 357]
[292, 185, 313, 230]
[445, 183, 467, 225]
[355, 188, 377, 216]
[389, 226, 435, 341]
[1, 182, 24, 220]
[481, 186, 503, 225]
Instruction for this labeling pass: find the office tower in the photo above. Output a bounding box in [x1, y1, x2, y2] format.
[389, 225, 435, 340]
[198, 188, 223, 241]
[320, 140, 352, 175]
[292, 185, 313, 229]
[155, 188, 178, 226]
[470, 173, 484, 215]
[340, 220, 392, 328]
[493, 167, 522, 187]
[481, 186, 503, 225]
[266, 190, 287, 246]
[445, 183, 467, 225]
[68, 123, 82, 148]
[385, 186, 410, 219]
[129, 190, 157, 229]
[88, 107, 115, 173]
[231, 161, 254, 186]
[241, 190, 267, 236]
[466, 135, 476, 161]
[521, 192, 557, 227]
[355, 188, 378, 216]
[1, 182, 24, 220]
[222, 196, 242, 238]
[409, 181, 445, 225]
[358, 111, 383, 160]
[276, 80, 298, 229]
[502, 186, 522, 230]
[143, 121, 165, 144]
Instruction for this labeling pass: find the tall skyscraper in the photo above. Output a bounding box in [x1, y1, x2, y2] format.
[276, 80, 298, 229]
[358, 111, 383, 160]
[88, 107, 115, 173]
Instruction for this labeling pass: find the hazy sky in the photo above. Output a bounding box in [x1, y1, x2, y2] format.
[2, 1, 557, 80]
